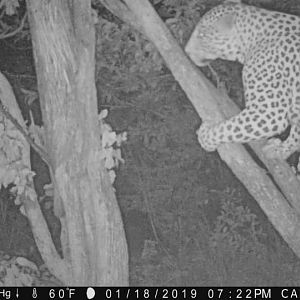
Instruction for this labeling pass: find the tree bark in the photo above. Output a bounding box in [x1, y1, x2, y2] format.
[26, 0, 128, 285]
[102, 0, 300, 258]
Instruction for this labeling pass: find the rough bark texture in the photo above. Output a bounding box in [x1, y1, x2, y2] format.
[26, 0, 128, 285]
[102, 0, 300, 258]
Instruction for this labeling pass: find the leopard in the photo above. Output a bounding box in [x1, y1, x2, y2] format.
[185, 0, 300, 159]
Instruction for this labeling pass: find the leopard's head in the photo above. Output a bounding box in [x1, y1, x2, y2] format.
[185, 4, 242, 66]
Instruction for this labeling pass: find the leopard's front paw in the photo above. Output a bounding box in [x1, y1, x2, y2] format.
[197, 123, 218, 152]
[263, 138, 287, 159]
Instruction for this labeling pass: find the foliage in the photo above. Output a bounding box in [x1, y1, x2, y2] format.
[96, 18, 164, 89]
[210, 196, 265, 254]
[0, 0, 19, 16]
[0, 114, 36, 210]
[0, 251, 61, 286]
[0, 0, 28, 42]
[99, 109, 127, 183]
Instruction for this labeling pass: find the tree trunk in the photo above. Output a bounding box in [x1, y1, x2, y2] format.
[101, 0, 300, 258]
[26, 0, 128, 285]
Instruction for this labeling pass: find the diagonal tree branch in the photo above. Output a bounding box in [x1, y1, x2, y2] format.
[98, 0, 146, 35]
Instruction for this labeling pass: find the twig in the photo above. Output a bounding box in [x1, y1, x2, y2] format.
[0, 12, 27, 40]
[207, 64, 221, 88]
[0, 98, 51, 167]
[3, 71, 36, 79]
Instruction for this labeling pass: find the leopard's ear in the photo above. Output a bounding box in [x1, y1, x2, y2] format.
[215, 13, 235, 33]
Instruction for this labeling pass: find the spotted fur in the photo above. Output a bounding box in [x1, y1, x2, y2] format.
[185, 1, 300, 159]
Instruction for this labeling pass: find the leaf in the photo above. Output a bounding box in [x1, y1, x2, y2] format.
[99, 109, 108, 120]
[108, 170, 116, 183]
[28, 122, 45, 148]
[20, 88, 38, 106]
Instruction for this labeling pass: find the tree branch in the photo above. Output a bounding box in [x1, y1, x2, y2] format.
[0, 12, 27, 39]
[98, 0, 146, 36]
[0, 98, 51, 166]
